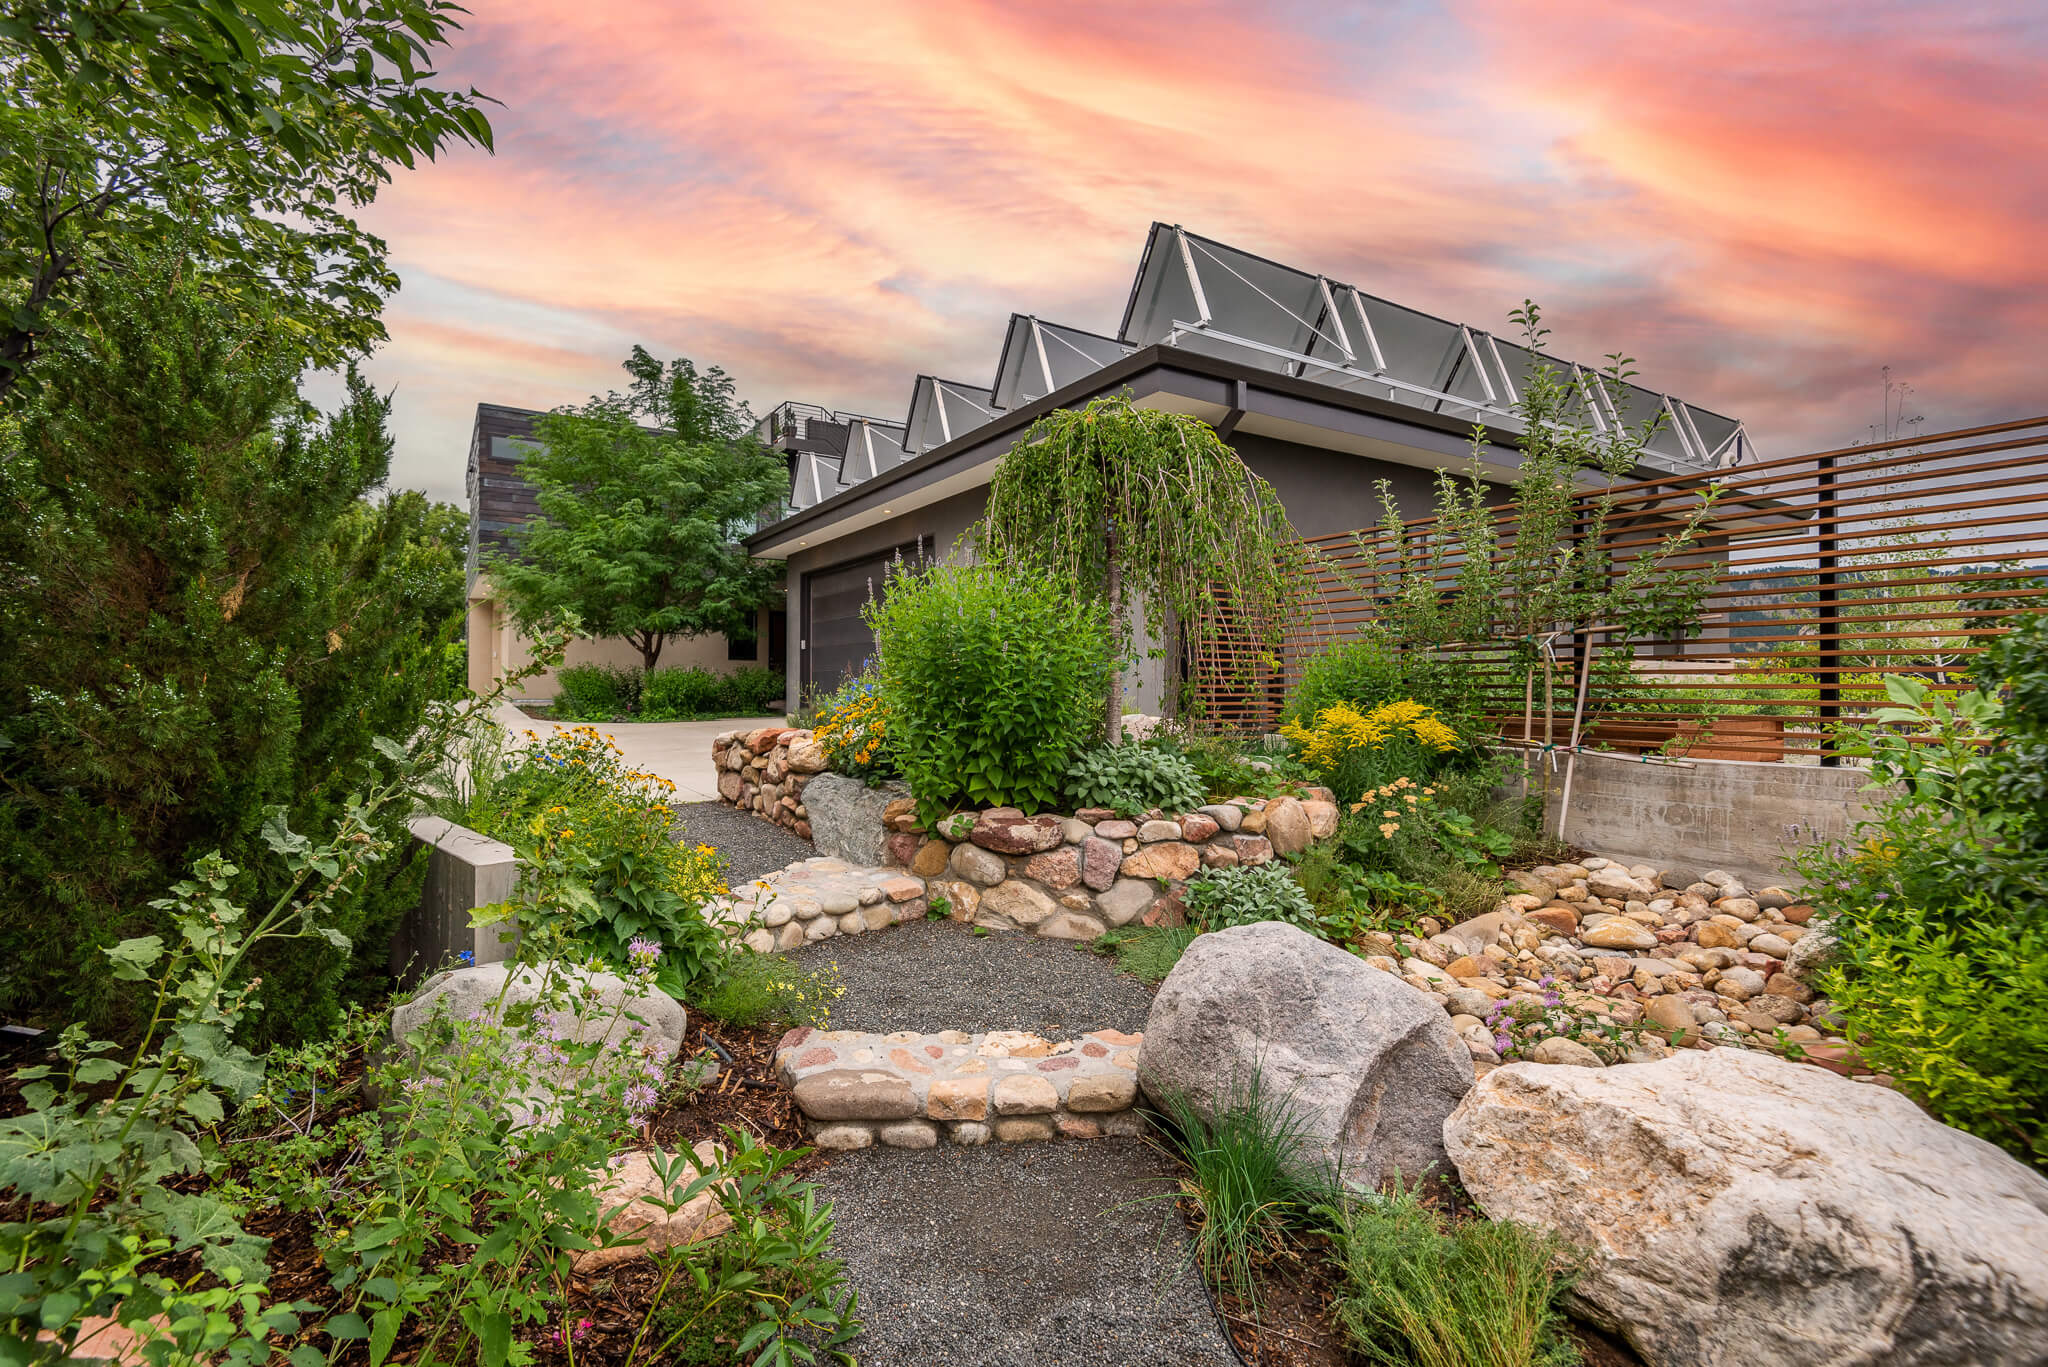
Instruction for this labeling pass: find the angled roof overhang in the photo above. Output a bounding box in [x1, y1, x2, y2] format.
[903, 375, 1004, 455]
[1120, 223, 1748, 477]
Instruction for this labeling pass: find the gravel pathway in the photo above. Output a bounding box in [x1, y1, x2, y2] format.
[814, 1139, 1235, 1367]
[671, 806, 1227, 1362]
[668, 800, 814, 884]
[791, 917, 1155, 1038]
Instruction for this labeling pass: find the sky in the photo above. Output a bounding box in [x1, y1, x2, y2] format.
[326, 0, 2048, 509]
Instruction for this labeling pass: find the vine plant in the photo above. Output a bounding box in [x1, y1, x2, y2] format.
[979, 393, 1316, 737]
[1370, 302, 1726, 797]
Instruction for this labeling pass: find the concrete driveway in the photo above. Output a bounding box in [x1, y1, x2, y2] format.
[494, 703, 784, 801]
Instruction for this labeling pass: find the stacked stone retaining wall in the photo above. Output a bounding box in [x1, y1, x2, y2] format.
[880, 795, 1340, 941]
[711, 726, 824, 838]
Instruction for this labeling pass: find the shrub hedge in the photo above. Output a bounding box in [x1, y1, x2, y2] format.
[551, 663, 785, 721]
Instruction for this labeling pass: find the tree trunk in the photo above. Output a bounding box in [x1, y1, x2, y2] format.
[1103, 547, 1123, 744]
[639, 632, 665, 673]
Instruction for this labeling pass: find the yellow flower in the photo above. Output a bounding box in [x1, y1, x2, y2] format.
[1383, 810, 1399, 818]
[1379, 821, 1399, 837]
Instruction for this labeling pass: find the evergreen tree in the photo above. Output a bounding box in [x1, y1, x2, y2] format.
[0, 256, 466, 1038]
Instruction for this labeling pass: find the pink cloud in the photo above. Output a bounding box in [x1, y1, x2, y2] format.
[349, 0, 2046, 504]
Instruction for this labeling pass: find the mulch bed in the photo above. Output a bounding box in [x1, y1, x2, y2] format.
[4, 1016, 814, 1367]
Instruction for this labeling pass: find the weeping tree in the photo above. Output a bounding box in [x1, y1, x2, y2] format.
[979, 394, 1316, 739]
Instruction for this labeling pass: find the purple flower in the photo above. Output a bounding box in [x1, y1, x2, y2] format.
[627, 937, 663, 978]
[623, 1082, 658, 1118]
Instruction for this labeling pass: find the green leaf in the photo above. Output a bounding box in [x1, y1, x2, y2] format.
[368, 1306, 403, 1367]
[326, 1312, 369, 1341]
[181, 1090, 224, 1125]
[479, 1312, 511, 1367]
[105, 936, 166, 981]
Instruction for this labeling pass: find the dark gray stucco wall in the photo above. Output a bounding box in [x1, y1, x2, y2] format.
[779, 487, 988, 707]
[1232, 431, 1464, 538]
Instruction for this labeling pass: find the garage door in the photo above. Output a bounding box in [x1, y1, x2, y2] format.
[802, 543, 924, 695]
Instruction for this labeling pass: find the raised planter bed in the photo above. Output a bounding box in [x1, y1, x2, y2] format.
[879, 794, 1340, 941]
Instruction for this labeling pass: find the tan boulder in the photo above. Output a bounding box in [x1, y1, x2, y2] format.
[574, 1141, 733, 1272]
[1263, 796, 1313, 855]
[1120, 841, 1200, 881]
[980, 879, 1057, 928]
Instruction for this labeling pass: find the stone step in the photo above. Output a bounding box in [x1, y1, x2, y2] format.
[703, 856, 927, 951]
[775, 1026, 1147, 1151]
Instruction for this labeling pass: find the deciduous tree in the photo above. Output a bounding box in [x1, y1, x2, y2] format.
[489, 348, 788, 673]
[0, 0, 494, 400]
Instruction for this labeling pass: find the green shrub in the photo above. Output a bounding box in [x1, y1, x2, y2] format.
[1148, 1069, 1339, 1314]
[1064, 742, 1206, 816]
[1182, 863, 1320, 933]
[1094, 924, 1200, 984]
[1151, 732, 1301, 800]
[1819, 895, 2046, 1168]
[442, 727, 730, 998]
[729, 665, 788, 714]
[1284, 631, 1485, 728]
[868, 562, 1112, 824]
[1794, 667, 2048, 931]
[641, 666, 727, 719]
[633, 1131, 860, 1364]
[1324, 1183, 1582, 1367]
[552, 662, 642, 719]
[1284, 631, 1408, 726]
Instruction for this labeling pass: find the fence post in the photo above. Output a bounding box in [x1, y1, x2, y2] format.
[1816, 453, 1842, 766]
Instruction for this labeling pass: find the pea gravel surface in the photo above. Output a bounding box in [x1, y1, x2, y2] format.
[814, 1138, 1237, 1367]
[668, 800, 814, 884]
[790, 917, 1156, 1038]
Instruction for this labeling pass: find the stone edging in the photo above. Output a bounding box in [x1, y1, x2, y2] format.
[775, 1026, 1146, 1150]
[711, 726, 824, 838]
[704, 857, 927, 951]
[879, 797, 1340, 940]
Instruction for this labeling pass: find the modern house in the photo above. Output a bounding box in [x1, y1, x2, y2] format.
[463, 403, 785, 698]
[745, 223, 1751, 713]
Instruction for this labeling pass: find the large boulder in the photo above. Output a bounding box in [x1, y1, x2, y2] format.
[1444, 1049, 2048, 1367]
[391, 961, 688, 1122]
[1139, 922, 1472, 1184]
[803, 772, 910, 865]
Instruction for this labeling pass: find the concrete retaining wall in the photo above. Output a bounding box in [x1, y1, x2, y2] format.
[390, 815, 521, 985]
[1516, 750, 1891, 887]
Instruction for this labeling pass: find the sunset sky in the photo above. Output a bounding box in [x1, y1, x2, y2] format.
[334, 0, 2048, 508]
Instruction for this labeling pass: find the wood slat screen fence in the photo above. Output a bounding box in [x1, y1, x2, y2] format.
[1191, 415, 2048, 764]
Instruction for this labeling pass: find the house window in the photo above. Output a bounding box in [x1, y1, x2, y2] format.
[728, 629, 758, 661]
